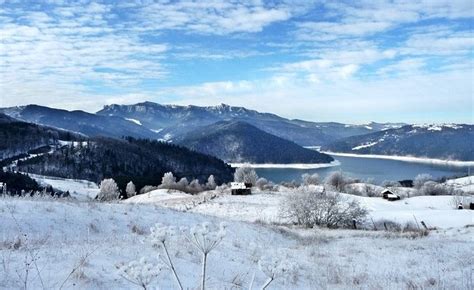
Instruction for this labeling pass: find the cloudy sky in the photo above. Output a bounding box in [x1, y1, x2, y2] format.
[0, 0, 472, 123]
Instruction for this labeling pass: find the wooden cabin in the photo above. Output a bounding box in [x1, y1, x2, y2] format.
[381, 189, 400, 201]
[231, 182, 251, 195]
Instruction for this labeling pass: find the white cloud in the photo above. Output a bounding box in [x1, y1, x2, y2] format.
[124, 0, 297, 35]
[164, 68, 473, 123]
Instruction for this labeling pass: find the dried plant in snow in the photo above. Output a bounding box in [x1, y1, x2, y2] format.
[149, 223, 183, 290]
[258, 256, 297, 289]
[185, 222, 227, 290]
[118, 257, 163, 290]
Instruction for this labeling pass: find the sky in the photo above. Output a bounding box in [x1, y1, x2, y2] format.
[0, 0, 473, 124]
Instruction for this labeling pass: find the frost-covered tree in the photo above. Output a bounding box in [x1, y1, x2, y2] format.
[324, 171, 347, 192]
[161, 172, 176, 188]
[413, 173, 433, 189]
[176, 177, 189, 191]
[234, 165, 258, 185]
[188, 179, 203, 193]
[302, 173, 320, 186]
[206, 175, 217, 190]
[126, 181, 136, 198]
[97, 178, 120, 201]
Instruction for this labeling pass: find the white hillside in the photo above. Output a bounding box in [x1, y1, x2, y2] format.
[1, 196, 472, 289]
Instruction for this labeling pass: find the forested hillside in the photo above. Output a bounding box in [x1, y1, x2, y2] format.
[0, 113, 81, 160]
[177, 121, 334, 164]
[16, 137, 234, 191]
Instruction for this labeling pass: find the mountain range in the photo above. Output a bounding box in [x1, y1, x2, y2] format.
[323, 124, 473, 161]
[97, 102, 400, 145]
[1, 102, 472, 162]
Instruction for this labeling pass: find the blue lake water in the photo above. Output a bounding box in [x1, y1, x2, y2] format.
[255, 155, 471, 184]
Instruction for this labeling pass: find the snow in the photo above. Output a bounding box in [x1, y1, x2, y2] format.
[159, 133, 173, 142]
[230, 160, 340, 169]
[28, 173, 99, 200]
[124, 189, 190, 204]
[125, 118, 142, 126]
[151, 128, 163, 133]
[1, 183, 473, 289]
[446, 176, 474, 193]
[323, 151, 474, 166]
[412, 123, 463, 131]
[352, 141, 379, 150]
[123, 187, 473, 229]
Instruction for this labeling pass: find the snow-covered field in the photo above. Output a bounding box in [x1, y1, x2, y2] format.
[127, 188, 473, 229]
[447, 176, 474, 193]
[28, 173, 99, 200]
[1, 195, 473, 290]
[2, 175, 473, 289]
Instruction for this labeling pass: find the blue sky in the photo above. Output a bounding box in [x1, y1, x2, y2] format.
[0, 0, 472, 123]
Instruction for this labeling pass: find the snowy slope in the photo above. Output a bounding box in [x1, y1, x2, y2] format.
[28, 173, 99, 200]
[1, 197, 472, 289]
[128, 188, 473, 229]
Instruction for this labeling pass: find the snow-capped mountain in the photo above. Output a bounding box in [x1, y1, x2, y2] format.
[176, 121, 334, 164]
[97, 102, 399, 145]
[0, 105, 159, 140]
[323, 124, 474, 161]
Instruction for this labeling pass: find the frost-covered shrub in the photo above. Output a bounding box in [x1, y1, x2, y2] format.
[302, 173, 320, 186]
[413, 173, 433, 189]
[280, 180, 299, 189]
[344, 183, 380, 197]
[125, 181, 136, 198]
[281, 190, 368, 228]
[256, 177, 276, 191]
[325, 171, 349, 192]
[234, 165, 258, 185]
[97, 178, 120, 201]
[419, 181, 455, 196]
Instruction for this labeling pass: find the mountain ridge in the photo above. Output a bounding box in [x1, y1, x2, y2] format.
[176, 120, 334, 164]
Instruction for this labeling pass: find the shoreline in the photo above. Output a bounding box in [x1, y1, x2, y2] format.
[229, 160, 340, 169]
[322, 151, 474, 167]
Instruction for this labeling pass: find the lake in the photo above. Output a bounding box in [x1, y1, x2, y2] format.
[254, 154, 472, 184]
